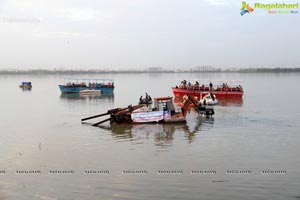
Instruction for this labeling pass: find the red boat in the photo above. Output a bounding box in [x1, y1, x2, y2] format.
[172, 80, 243, 99]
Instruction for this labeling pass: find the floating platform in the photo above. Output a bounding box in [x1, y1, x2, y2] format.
[82, 95, 214, 127]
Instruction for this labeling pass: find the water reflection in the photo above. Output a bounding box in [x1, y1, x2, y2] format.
[98, 116, 214, 146]
[153, 124, 175, 147]
[218, 97, 243, 107]
[60, 93, 114, 103]
[185, 116, 214, 142]
[20, 88, 32, 92]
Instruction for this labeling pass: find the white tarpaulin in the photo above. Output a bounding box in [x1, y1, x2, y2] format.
[131, 111, 164, 123]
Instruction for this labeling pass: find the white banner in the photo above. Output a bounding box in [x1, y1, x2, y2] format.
[131, 111, 164, 123]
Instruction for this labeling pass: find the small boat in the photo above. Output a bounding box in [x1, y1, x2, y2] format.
[59, 78, 114, 93]
[199, 93, 218, 106]
[81, 95, 215, 126]
[19, 82, 32, 90]
[172, 79, 243, 98]
[79, 89, 102, 95]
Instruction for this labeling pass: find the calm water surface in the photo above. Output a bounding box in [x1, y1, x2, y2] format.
[0, 73, 300, 200]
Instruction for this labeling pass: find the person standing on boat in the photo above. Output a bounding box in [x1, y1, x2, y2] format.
[139, 96, 143, 104]
[209, 82, 213, 91]
[210, 92, 215, 101]
[238, 85, 243, 91]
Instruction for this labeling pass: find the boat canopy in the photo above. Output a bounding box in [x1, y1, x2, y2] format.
[153, 97, 175, 112]
[63, 78, 114, 84]
[178, 78, 242, 83]
[21, 82, 31, 85]
[176, 79, 242, 87]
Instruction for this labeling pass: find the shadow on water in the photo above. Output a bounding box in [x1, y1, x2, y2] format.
[60, 93, 114, 102]
[97, 116, 214, 146]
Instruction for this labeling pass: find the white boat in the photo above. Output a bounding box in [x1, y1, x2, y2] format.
[199, 93, 218, 105]
[79, 89, 102, 95]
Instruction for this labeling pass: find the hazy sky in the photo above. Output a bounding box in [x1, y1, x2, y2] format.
[0, 0, 299, 69]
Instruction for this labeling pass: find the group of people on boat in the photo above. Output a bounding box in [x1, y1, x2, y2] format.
[176, 80, 214, 91]
[139, 93, 152, 104]
[66, 82, 87, 87]
[88, 82, 113, 89]
[176, 80, 243, 92]
[104, 82, 114, 88]
[65, 82, 114, 88]
[215, 83, 243, 92]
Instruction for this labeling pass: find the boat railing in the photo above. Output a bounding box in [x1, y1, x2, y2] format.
[177, 79, 242, 90]
[177, 84, 243, 92]
[63, 78, 114, 87]
[21, 82, 32, 85]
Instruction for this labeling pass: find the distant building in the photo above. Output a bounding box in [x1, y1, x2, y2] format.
[195, 66, 221, 72]
[148, 67, 163, 72]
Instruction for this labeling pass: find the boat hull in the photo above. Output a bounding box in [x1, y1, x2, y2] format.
[172, 87, 243, 98]
[100, 87, 114, 93]
[59, 85, 87, 93]
[59, 85, 114, 93]
[19, 85, 32, 89]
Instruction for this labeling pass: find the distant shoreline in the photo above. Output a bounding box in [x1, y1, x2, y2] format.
[0, 68, 300, 75]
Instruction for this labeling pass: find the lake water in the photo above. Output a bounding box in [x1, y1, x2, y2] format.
[0, 73, 300, 200]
